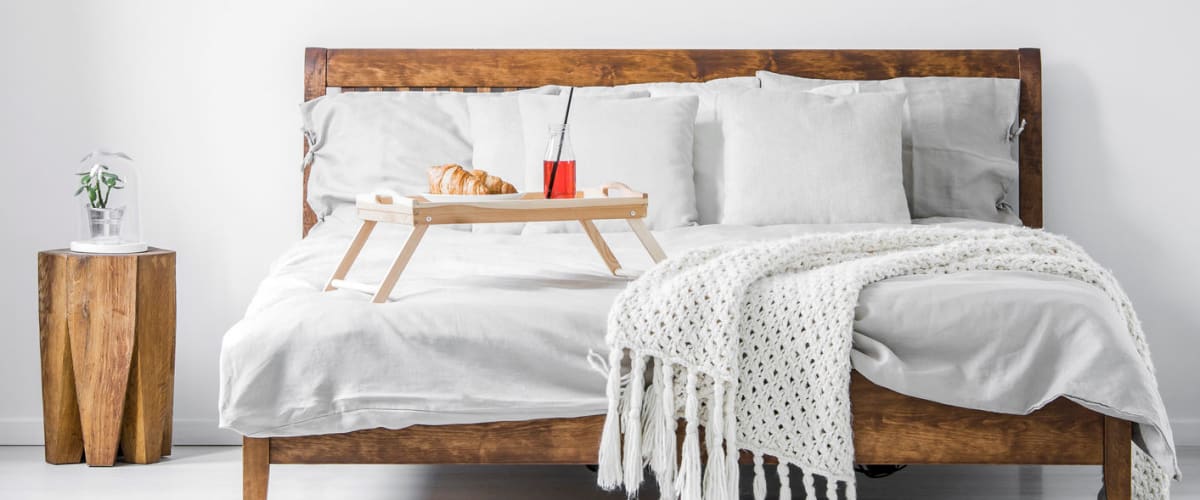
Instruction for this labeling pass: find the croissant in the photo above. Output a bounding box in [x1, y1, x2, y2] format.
[427, 164, 517, 195]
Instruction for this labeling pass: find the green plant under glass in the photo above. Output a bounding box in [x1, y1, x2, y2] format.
[74, 159, 127, 209]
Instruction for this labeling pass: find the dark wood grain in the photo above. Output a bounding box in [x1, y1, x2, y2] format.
[323, 49, 1021, 88]
[119, 252, 176, 463]
[37, 252, 84, 464]
[1104, 416, 1133, 500]
[269, 416, 606, 464]
[302, 48, 327, 237]
[300, 48, 1043, 236]
[849, 373, 1102, 464]
[244, 437, 270, 500]
[38, 249, 176, 466]
[1018, 48, 1044, 228]
[265, 375, 1103, 467]
[66, 254, 137, 467]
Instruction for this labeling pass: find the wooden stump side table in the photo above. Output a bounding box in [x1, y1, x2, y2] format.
[37, 248, 176, 466]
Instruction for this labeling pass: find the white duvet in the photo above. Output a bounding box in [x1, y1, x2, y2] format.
[218, 208, 1177, 477]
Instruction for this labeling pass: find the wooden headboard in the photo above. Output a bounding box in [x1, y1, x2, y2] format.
[301, 48, 1042, 236]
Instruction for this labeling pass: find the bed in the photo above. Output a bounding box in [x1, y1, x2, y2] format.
[228, 48, 1164, 500]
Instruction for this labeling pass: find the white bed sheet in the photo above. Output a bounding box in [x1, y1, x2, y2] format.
[218, 208, 1176, 476]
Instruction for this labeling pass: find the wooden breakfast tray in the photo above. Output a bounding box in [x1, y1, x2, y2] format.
[325, 183, 667, 303]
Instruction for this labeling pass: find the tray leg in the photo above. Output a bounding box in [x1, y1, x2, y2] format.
[579, 220, 622, 275]
[626, 218, 667, 263]
[372, 224, 429, 303]
[325, 220, 378, 291]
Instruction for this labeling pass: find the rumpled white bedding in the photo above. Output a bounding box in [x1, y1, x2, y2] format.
[218, 207, 1177, 477]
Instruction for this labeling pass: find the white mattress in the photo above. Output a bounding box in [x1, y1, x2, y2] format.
[218, 208, 1176, 476]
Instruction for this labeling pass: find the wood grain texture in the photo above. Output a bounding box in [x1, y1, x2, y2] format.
[849, 373, 1103, 465]
[37, 252, 84, 464]
[302, 47, 327, 237]
[579, 219, 622, 275]
[323, 49, 1021, 88]
[244, 437, 270, 500]
[38, 249, 176, 466]
[324, 220, 377, 291]
[626, 218, 668, 263]
[1104, 416, 1133, 500]
[300, 48, 1043, 236]
[120, 252, 176, 463]
[66, 254, 137, 467]
[1018, 48, 1044, 228]
[358, 204, 648, 225]
[266, 375, 1104, 467]
[269, 416, 606, 464]
[371, 224, 428, 303]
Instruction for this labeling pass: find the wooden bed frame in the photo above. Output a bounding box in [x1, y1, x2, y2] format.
[243, 48, 1134, 500]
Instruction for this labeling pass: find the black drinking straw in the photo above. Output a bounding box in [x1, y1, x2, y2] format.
[545, 87, 575, 199]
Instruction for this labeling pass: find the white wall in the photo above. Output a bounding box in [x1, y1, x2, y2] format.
[1, 0, 1196, 446]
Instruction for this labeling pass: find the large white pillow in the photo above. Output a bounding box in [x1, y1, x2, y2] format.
[517, 94, 700, 233]
[301, 91, 474, 218]
[757, 71, 1021, 224]
[614, 77, 761, 224]
[719, 89, 910, 225]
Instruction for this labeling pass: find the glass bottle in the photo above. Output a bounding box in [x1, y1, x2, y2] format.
[543, 124, 576, 199]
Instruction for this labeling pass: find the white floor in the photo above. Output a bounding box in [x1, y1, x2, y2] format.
[0, 446, 1195, 499]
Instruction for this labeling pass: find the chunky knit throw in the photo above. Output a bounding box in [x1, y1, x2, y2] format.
[597, 226, 1169, 499]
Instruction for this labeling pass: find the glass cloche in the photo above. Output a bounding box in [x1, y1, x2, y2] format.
[70, 151, 147, 253]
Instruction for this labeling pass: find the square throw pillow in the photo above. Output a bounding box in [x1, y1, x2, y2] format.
[614, 77, 761, 224]
[301, 91, 477, 219]
[757, 71, 1021, 224]
[719, 89, 910, 225]
[468, 87, 649, 234]
[517, 94, 700, 233]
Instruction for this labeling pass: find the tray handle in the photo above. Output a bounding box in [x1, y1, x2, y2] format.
[599, 182, 647, 199]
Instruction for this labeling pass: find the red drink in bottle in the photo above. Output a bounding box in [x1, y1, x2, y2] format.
[543, 124, 575, 199]
[543, 159, 576, 199]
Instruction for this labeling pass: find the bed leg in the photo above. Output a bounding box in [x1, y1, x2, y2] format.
[243, 437, 270, 500]
[1103, 416, 1132, 500]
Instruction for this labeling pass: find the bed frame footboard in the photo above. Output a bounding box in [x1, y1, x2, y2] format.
[241, 375, 1133, 499]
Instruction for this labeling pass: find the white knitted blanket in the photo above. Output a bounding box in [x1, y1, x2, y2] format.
[597, 226, 1170, 499]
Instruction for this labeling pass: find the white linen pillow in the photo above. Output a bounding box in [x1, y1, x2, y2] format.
[302, 91, 477, 218]
[613, 77, 761, 224]
[757, 71, 1021, 224]
[468, 87, 649, 234]
[517, 94, 700, 233]
[719, 89, 910, 225]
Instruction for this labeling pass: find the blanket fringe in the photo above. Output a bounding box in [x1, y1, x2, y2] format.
[802, 468, 816, 499]
[674, 370, 703, 500]
[752, 453, 766, 500]
[827, 475, 839, 500]
[846, 478, 857, 500]
[724, 382, 739, 499]
[622, 353, 646, 496]
[653, 361, 677, 499]
[639, 358, 661, 472]
[777, 461, 791, 500]
[597, 348, 625, 490]
[703, 382, 728, 499]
